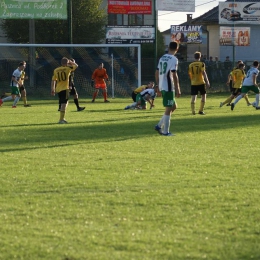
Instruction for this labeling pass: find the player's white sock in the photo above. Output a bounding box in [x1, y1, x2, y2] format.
[233, 94, 243, 105]
[255, 94, 259, 107]
[163, 115, 171, 134]
[13, 96, 20, 106]
[158, 115, 164, 127]
[2, 96, 12, 102]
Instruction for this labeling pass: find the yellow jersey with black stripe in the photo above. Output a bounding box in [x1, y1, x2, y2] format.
[232, 69, 245, 89]
[52, 65, 77, 93]
[134, 85, 146, 94]
[20, 71, 26, 85]
[188, 61, 206, 85]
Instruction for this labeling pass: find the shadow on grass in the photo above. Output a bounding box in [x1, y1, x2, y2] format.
[1, 111, 259, 153]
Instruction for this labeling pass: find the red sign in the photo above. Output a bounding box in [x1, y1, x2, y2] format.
[108, 0, 152, 14]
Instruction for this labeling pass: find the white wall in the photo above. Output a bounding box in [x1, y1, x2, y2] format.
[207, 25, 220, 60]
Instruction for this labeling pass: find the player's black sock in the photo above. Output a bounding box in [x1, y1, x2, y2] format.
[74, 98, 80, 109]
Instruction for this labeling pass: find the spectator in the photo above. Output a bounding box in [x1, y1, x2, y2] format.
[207, 56, 214, 82]
[213, 56, 223, 81]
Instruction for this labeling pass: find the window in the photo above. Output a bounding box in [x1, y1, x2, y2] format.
[108, 14, 123, 26]
[128, 14, 144, 25]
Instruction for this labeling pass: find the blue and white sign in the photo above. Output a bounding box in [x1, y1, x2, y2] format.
[219, 2, 260, 24]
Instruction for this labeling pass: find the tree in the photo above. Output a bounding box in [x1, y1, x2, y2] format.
[141, 29, 165, 59]
[139, 29, 166, 82]
[1, 0, 107, 44]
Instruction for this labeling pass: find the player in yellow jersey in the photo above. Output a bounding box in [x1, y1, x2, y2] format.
[224, 60, 251, 106]
[131, 81, 154, 102]
[188, 51, 210, 115]
[51, 57, 78, 124]
[220, 63, 249, 107]
[125, 82, 155, 110]
[19, 61, 31, 107]
[57, 58, 85, 112]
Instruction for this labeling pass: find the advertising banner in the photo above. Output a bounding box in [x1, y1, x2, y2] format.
[219, 2, 260, 24]
[0, 0, 67, 19]
[170, 25, 203, 44]
[219, 27, 250, 46]
[108, 0, 152, 14]
[106, 26, 155, 44]
[156, 0, 195, 12]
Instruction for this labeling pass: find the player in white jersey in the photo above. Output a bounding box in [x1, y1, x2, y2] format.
[124, 83, 156, 110]
[154, 41, 181, 136]
[231, 60, 260, 110]
[0, 62, 25, 108]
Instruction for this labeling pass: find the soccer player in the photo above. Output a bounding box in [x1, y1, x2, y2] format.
[231, 60, 260, 110]
[19, 61, 31, 107]
[58, 58, 85, 112]
[0, 62, 25, 108]
[188, 51, 210, 115]
[1, 61, 31, 107]
[224, 60, 251, 106]
[124, 84, 156, 110]
[131, 81, 154, 102]
[220, 63, 247, 107]
[154, 41, 181, 136]
[51, 57, 78, 124]
[91, 63, 110, 103]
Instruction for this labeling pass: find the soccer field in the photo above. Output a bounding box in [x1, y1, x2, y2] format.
[1, 94, 260, 260]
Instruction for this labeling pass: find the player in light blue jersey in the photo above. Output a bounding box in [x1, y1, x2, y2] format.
[154, 41, 181, 136]
[231, 60, 260, 110]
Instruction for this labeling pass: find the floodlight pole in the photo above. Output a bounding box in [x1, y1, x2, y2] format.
[29, 20, 36, 88]
[68, 0, 72, 44]
[68, 0, 73, 56]
[154, 0, 157, 70]
[232, 0, 236, 67]
[111, 53, 115, 98]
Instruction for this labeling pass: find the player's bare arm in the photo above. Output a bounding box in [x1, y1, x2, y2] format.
[203, 71, 210, 88]
[173, 72, 181, 97]
[51, 80, 56, 96]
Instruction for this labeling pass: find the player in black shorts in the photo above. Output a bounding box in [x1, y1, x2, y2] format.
[58, 59, 85, 112]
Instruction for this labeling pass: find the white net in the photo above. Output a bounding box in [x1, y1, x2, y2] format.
[0, 44, 141, 98]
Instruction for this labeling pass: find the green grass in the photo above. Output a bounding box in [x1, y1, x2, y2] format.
[1, 94, 260, 260]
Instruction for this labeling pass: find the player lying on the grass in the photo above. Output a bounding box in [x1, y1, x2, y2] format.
[124, 85, 157, 110]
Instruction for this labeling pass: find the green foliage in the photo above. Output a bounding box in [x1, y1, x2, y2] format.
[1, 0, 106, 44]
[141, 29, 165, 58]
[0, 95, 260, 259]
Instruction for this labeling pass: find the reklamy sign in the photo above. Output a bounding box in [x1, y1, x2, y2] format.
[106, 26, 155, 44]
[156, 0, 195, 12]
[0, 0, 67, 20]
[219, 27, 250, 46]
[171, 25, 203, 44]
[219, 2, 260, 24]
[108, 0, 152, 14]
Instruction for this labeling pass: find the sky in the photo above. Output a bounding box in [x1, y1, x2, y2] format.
[157, 0, 226, 32]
